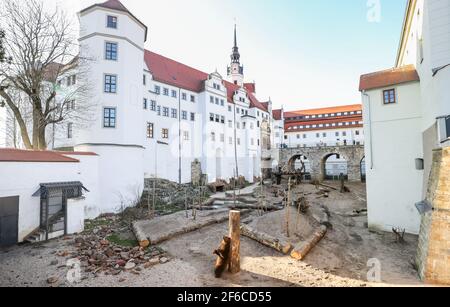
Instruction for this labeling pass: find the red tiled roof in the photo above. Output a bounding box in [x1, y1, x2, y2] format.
[272, 109, 283, 121]
[0, 149, 80, 163]
[359, 65, 420, 91]
[144, 50, 269, 112]
[244, 83, 256, 93]
[80, 0, 148, 41]
[284, 104, 362, 118]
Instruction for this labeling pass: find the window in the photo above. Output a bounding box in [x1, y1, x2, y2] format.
[154, 86, 161, 95]
[163, 88, 169, 96]
[215, 114, 220, 123]
[182, 111, 187, 120]
[250, 123, 254, 130]
[67, 123, 73, 139]
[323, 133, 327, 137]
[157, 106, 161, 116]
[210, 113, 214, 122]
[257, 121, 260, 128]
[221, 116, 225, 124]
[171, 108, 177, 119]
[228, 105, 232, 112]
[355, 130, 360, 136]
[210, 96, 214, 104]
[220, 134, 225, 143]
[105, 42, 118, 60]
[162, 128, 169, 139]
[297, 134, 300, 139]
[343, 132, 347, 136]
[190, 112, 195, 121]
[229, 137, 233, 145]
[146, 123, 154, 139]
[171, 90, 177, 98]
[163, 107, 169, 117]
[316, 133, 320, 138]
[237, 122, 240, 129]
[107, 15, 118, 29]
[182, 93, 187, 100]
[243, 122, 246, 129]
[237, 138, 241, 145]
[215, 98, 219, 105]
[211, 132, 216, 142]
[303, 134, 307, 139]
[103, 107, 116, 128]
[335, 132, 340, 137]
[150, 100, 156, 111]
[228, 121, 233, 128]
[66, 100, 75, 110]
[383, 89, 396, 104]
[183, 131, 189, 141]
[220, 100, 225, 106]
[190, 95, 195, 103]
[104, 74, 117, 93]
[251, 138, 254, 146]
[72, 75, 76, 85]
[143, 74, 146, 85]
[236, 108, 240, 114]
[143, 98, 148, 109]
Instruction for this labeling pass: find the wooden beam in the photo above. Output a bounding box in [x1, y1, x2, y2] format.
[228, 210, 241, 274]
[290, 226, 327, 261]
[241, 225, 293, 255]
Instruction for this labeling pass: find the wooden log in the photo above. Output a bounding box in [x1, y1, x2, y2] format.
[228, 210, 241, 274]
[131, 221, 150, 248]
[290, 226, 327, 261]
[241, 225, 293, 255]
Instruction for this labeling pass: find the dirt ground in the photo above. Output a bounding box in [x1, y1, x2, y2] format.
[0, 182, 423, 287]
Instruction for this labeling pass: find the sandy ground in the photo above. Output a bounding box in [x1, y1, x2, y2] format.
[0, 182, 423, 287]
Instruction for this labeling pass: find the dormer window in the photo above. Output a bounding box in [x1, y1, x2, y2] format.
[107, 15, 118, 29]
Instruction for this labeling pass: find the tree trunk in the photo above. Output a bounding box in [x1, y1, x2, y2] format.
[32, 108, 40, 150]
[38, 124, 47, 150]
[0, 90, 33, 149]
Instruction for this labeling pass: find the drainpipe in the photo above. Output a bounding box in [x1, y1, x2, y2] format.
[362, 90, 374, 169]
[178, 88, 182, 184]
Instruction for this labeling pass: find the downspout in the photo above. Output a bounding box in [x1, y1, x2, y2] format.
[362, 90, 374, 169]
[178, 88, 182, 184]
[234, 102, 239, 179]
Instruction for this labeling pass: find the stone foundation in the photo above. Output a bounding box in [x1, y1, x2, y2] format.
[416, 147, 450, 285]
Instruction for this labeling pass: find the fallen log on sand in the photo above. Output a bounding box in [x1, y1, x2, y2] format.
[240, 225, 293, 255]
[290, 226, 327, 260]
[132, 221, 150, 248]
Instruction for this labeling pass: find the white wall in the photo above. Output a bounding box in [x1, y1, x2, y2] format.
[0, 160, 93, 242]
[363, 81, 423, 234]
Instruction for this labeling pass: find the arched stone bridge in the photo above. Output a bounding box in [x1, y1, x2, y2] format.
[278, 145, 365, 182]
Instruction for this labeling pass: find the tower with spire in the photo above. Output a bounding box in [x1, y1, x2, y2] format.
[227, 24, 244, 86]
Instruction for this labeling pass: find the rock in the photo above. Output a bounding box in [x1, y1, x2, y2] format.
[50, 260, 58, 266]
[100, 240, 109, 246]
[120, 252, 129, 260]
[74, 238, 84, 244]
[119, 278, 126, 283]
[124, 261, 136, 270]
[116, 260, 126, 267]
[159, 257, 169, 264]
[105, 248, 115, 257]
[47, 277, 58, 284]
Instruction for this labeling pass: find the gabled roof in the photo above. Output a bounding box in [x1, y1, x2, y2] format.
[0, 149, 80, 163]
[80, 0, 148, 41]
[144, 50, 269, 112]
[244, 83, 256, 93]
[272, 109, 283, 121]
[359, 65, 420, 91]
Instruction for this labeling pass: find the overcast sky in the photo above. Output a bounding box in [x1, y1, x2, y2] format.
[47, 0, 406, 111]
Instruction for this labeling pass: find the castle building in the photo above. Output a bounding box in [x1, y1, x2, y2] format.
[48, 0, 275, 214]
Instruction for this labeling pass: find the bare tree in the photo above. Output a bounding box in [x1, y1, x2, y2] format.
[0, 0, 94, 150]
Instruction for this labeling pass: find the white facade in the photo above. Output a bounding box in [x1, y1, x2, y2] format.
[360, 0, 450, 234]
[285, 127, 364, 148]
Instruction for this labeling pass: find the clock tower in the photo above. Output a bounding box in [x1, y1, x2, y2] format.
[227, 25, 244, 86]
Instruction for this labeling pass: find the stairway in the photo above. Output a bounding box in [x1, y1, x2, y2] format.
[25, 228, 47, 244]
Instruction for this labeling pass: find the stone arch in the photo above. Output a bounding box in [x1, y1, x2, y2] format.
[287, 154, 310, 173]
[320, 152, 349, 181]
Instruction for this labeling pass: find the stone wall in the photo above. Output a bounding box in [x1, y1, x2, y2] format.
[416, 147, 450, 284]
[278, 145, 365, 182]
[191, 159, 202, 186]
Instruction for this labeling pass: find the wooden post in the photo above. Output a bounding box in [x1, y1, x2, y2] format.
[229, 210, 241, 274]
